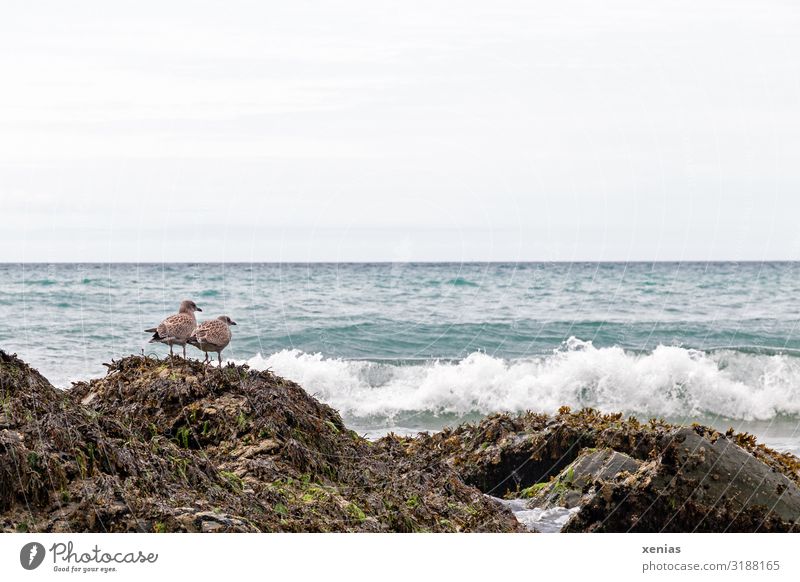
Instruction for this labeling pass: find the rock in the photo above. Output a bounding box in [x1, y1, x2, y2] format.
[555, 427, 800, 532]
[511, 430, 800, 532]
[192, 511, 255, 533]
[412, 409, 800, 532]
[659, 428, 800, 524]
[523, 448, 642, 510]
[0, 351, 521, 533]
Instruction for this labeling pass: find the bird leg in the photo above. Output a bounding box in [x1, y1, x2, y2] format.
[218, 352, 222, 367]
[183, 344, 187, 359]
[169, 344, 174, 358]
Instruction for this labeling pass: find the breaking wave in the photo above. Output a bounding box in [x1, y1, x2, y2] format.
[239, 338, 800, 422]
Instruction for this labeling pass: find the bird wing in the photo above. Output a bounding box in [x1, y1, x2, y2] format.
[160, 313, 195, 340]
[193, 319, 230, 348]
[192, 320, 213, 340]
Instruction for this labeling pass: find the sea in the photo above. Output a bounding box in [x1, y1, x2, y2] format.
[2, 262, 800, 457]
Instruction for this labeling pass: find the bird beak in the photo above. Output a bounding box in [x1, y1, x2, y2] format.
[230, 321, 237, 325]
[196, 307, 203, 312]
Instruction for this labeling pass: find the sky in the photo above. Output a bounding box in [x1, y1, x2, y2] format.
[1, 0, 799, 262]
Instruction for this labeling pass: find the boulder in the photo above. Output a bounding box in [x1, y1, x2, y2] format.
[523, 448, 642, 510]
[561, 427, 800, 532]
[411, 408, 800, 532]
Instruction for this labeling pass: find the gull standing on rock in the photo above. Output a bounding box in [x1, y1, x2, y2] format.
[145, 300, 202, 358]
[188, 315, 237, 366]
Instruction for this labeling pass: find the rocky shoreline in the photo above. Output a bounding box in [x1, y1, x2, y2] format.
[1, 350, 798, 532]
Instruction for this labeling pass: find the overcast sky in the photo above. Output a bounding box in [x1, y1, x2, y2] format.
[1, 0, 799, 261]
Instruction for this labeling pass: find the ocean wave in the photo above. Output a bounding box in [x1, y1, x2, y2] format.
[238, 338, 800, 422]
[445, 277, 479, 287]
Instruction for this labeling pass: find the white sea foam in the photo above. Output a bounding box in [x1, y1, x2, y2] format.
[490, 497, 581, 532]
[238, 338, 800, 422]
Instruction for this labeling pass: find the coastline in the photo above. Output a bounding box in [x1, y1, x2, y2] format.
[1, 350, 799, 533]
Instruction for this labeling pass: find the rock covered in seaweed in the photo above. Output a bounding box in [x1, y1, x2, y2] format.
[520, 448, 642, 511]
[560, 427, 800, 532]
[1, 351, 261, 532]
[1, 351, 521, 533]
[406, 407, 800, 532]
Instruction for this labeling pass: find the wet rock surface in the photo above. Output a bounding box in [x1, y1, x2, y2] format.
[2, 351, 799, 532]
[523, 448, 643, 510]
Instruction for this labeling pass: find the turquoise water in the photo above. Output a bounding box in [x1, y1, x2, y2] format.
[2, 262, 800, 453]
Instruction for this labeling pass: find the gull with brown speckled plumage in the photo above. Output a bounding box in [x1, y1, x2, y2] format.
[145, 300, 202, 358]
[188, 315, 237, 365]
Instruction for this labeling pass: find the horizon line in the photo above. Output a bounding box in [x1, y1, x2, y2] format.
[3, 260, 800, 265]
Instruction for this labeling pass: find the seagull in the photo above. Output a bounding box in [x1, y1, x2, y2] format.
[145, 300, 202, 358]
[188, 315, 237, 366]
